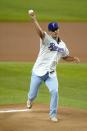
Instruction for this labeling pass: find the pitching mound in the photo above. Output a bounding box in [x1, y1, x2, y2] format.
[0, 104, 87, 131]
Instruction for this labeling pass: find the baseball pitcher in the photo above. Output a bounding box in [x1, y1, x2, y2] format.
[27, 10, 80, 122]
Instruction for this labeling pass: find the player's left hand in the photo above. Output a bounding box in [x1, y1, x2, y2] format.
[74, 57, 80, 63]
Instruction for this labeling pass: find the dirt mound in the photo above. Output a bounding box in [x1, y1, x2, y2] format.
[0, 104, 87, 131]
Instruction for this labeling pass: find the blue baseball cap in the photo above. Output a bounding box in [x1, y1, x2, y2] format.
[48, 22, 59, 32]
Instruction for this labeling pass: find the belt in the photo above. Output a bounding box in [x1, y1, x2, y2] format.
[50, 70, 55, 74]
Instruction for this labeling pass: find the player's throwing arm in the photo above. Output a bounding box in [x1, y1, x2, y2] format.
[28, 9, 45, 39]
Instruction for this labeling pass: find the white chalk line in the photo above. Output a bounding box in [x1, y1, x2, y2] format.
[0, 108, 32, 113]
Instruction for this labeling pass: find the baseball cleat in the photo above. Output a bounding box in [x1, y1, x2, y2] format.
[50, 117, 58, 122]
[27, 100, 32, 109]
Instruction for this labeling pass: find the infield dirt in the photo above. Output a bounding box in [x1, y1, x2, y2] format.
[0, 104, 87, 131]
[0, 22, 87, 62]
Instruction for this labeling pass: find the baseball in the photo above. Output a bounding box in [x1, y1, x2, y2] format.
[28, 9, 34, 15]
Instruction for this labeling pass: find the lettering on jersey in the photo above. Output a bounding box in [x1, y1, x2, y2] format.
[48, 43, 64, 52]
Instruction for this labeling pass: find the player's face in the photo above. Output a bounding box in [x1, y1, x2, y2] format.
[49, 29, 59, 39]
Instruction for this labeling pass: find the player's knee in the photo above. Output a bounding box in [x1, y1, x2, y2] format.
[50, 89, 58, 96]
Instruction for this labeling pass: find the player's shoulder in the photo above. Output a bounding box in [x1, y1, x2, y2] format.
[60, 40, 67, 46]
[43, 31, 51, 40]
[44, 31, 49, 37]
[40, 31, 51, 46]
[59, 40, 68, 49]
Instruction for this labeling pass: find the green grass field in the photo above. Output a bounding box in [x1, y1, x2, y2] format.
[0, 62, 87, 109]
[0, 0, 87, 21]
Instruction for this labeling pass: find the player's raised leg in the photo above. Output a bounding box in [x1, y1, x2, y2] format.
[27, 72, 42, 109]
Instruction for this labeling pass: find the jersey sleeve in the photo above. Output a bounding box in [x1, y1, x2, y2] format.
[39, 32, 50, 49]
[42, 32, 50, 45]
[61, 44, 69, 58]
